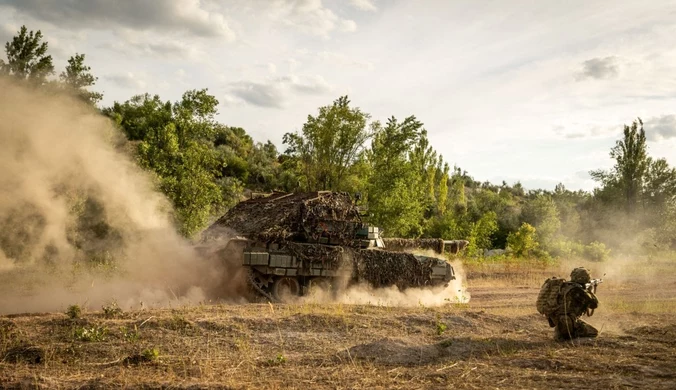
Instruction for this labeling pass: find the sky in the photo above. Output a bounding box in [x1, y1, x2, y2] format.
[1, 0, 675, 191]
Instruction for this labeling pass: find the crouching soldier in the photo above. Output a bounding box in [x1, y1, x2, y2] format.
[551, 267, 599, 341]
[537, 267, 599, 341]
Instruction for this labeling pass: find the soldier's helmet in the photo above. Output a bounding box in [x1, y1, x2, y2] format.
[570, 267, 591, 284]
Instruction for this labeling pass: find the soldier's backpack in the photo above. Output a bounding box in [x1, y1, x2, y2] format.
[536, 277, 566, 316]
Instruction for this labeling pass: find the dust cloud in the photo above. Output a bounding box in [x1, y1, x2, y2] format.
[0, 79, 242, 315]
[303, 257, 470, 307]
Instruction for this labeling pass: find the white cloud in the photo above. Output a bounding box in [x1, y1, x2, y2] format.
[97, 30, 207, 61]
[0, 23, 17, 45]
[317, 51, 374, 70]
[1, 0, 235, 39]
[267, 63, 277, 74]
[349, 0, 377, 12]
[104, 72, 147, 90]
[283, 74, 332, 94]
[287, 58, 301, 72]
[339, 20, 358, 33]
[227, 73, 334, 108]
[557, 124, 617, 139]
[268, 0, 357, 38]
[644, 115, 676, 142]
[228, 80, 287, 108]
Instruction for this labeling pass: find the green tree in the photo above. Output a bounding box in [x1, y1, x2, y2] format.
[466, 211, 498, 256]
[0, 25, 54, 83]
[521, 194, 561, 248]
[507, 222, 539, 258]
[590, 118, 648, 212]
[551, 183, 588, 240]
[104, 94, 173, 141]
[366, 116, 426, 236]
[283, 96, 374, 191]
[106, 90, 229, 237]
[644, 158, 676, 207]
[60, 53, 103, 105]
[409, 130, 439, 218]
[436, 161, 449, 216]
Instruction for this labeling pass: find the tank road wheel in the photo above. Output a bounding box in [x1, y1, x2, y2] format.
[271, 277, 301, 302]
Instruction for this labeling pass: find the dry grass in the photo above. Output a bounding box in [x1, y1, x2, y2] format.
[1, 257, 675, 389]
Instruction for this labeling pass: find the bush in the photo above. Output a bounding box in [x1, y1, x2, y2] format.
[73, 325, 107, 342]
[435, 316, 447, 335]
[66, 305, 82, 319]
[266, 353, 287, 366]
[102, 301, 123, 318]
[506, 223, 538, 258]
[584, 241, 610, 262]
[142, 347, 159, 362]
[549, 240, 585, 259]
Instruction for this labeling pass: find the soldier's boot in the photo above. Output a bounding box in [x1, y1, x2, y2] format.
[576, 320, 598, 338]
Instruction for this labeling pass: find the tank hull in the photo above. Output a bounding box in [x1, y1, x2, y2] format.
[240, 240, 454, 302]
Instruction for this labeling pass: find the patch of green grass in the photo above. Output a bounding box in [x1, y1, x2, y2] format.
[266, 353, 286, 366]
[122, 325, 140, 343]
[435, 315, 447, 335]
[142, 347, 159, 362]
[72, 325, 107, 342]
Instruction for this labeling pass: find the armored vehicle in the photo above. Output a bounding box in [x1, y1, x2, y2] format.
[204, 191, 463, 302]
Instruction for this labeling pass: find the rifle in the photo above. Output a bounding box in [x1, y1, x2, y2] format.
[584, 278, 603, 294]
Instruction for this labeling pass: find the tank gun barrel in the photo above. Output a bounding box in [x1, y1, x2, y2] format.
[380, 238, 470, 254]
[381, 238, 468, 254]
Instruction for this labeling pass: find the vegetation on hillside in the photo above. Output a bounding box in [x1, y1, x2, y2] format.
[2, 25, 675, 262]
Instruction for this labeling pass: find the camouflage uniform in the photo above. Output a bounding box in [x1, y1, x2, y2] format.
[548, 268, 599, 341]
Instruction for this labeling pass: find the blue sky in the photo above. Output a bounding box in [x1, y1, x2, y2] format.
[1, 0, 675, 191]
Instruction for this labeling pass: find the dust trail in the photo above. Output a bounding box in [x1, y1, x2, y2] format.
[303, 259, 470, 307]
[0, 78, 240, 315]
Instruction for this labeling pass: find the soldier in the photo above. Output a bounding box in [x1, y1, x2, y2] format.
[549, 267, 599, 341]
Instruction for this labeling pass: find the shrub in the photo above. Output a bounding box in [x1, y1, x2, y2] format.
[549, 240, 585, 259]
[436, 320, 447, 335]
[66, 305, 82, 319]
[142, 348, 159, 362]
[73, 325, 107, 342]
[506, 223, 538, 258]
[102, 301, 123, 318]
[122, 325, 140, 343]
[266, 353, 286, 366]
[584, 241, 610, 262]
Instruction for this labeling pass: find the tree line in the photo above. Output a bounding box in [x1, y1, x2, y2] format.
[3, 25, 675, 262]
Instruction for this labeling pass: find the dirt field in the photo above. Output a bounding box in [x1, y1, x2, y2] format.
[1, 259, 675, 389]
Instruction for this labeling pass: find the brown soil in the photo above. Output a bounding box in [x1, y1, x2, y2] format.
[1, 263, 675, 389]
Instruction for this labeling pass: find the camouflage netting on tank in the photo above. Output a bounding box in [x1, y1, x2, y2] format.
[205, 191, 362, 242]
[348, 249, 436, 289]
[283, 242, 347, 269]
[381, 238, 444, 254]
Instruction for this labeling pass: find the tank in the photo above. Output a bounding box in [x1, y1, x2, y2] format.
[203, 191, 461, 302]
